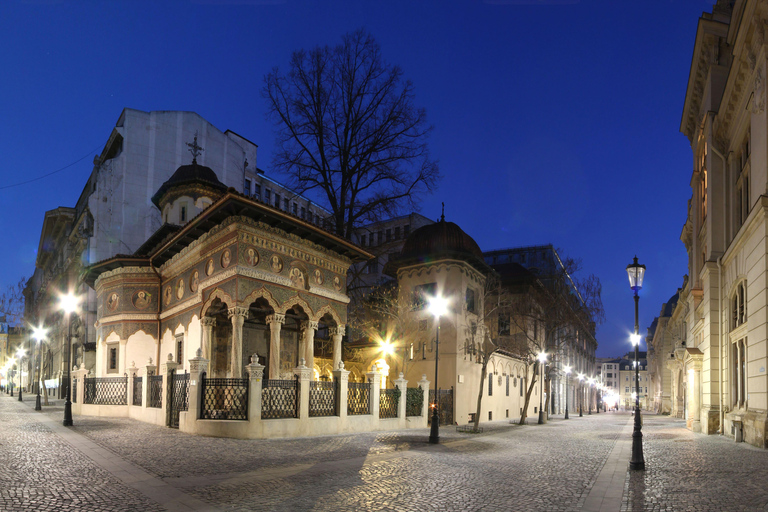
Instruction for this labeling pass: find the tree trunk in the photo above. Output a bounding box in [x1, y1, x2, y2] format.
[519, 361, 538, 425]
[473, 356, 489, 431]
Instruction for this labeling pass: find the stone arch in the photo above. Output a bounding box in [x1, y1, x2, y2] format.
[279, 294, 314, 318]
[242, 287, 280, 311]
[200, 288, 234, 318]
[314, 304, 341, 325]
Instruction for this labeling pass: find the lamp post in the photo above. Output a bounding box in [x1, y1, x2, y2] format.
[428, 294, 449, 444]
[32, 327, 47, 411]
[596, 383, 601, 413]
[16, 347, 25, 402]
[587, 378, 595, 414]
[564, 365, 571, 420]
[627, 256, 646, 471]
[578, 374, 584, 416]
[537, 352, 547, 425]
[60, 293, 79, 427]
[9, 358, 16, 397]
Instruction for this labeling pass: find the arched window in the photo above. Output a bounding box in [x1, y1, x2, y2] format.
[731, 281, 747, 329]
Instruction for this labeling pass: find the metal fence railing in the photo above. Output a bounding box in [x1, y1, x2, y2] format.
[406, 387, 424, 416]
[262, 378, 299, 419]
[84, 376, 128, 405]
[379, 387, 400, 419]
[132, 376, 143, 406]
[72, 379, 78, 403]
[168, 371, 190, 428]
[347, 381, 371, 415]
[309, 379, 337, 417]
[200, 373, 249, 420]
[148, 375, 163, 408]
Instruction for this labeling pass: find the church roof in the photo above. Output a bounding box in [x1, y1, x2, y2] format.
[151, 161, 228, 209]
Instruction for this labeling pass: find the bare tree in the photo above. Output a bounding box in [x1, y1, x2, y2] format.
[263, 29, 440, 239]
[0, 277, 27, 326]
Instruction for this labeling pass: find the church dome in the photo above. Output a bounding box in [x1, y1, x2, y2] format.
[386, 216, 490, 275]
[151, 161, 227, 209]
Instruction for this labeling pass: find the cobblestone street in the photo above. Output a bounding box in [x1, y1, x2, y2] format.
[3, 395, 768, 511]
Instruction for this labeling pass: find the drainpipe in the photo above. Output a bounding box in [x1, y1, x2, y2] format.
[711, 142, 727, 435]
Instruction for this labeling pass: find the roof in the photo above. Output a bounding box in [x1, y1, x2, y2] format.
[151, 162, 228, 208]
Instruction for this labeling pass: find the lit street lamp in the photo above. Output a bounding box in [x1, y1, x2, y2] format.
[32, 326, 47, 411]
[8, 357, 16, 397]
[60, 293, 80, 427]
[16, 347, 25, 402]
[537, 352, 547, 425]
[428, 294, 449, 444]
[577, 373, 584, 416]
[627, 256, 646, 471]
[563, 365, 571, 420]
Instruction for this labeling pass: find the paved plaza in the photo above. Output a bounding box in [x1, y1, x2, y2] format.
[2, 395, 768, 511]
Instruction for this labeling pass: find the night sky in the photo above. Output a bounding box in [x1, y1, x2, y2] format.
[0, 0, 714, 356]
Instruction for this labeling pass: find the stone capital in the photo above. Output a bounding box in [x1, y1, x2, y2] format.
[189, 355, 209, 375]
[329, 325, 346, 337]
[201, 317, 217, 327]
[266, 313, 285, 326]
[246, 356, 265, 380]
[228, 306, 250, 320]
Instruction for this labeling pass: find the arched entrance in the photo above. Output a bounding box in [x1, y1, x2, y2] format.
[243, 298, 273, 375]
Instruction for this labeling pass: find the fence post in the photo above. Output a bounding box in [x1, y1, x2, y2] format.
[161, 353, 179, 425]
[394, 373, 408, 424]
[366, 370, 381, 421]
[293, 358, 311, 420]
[188, 348, 210, 423]
[126, 362, 138, 407]
[332, 361, 349, 421]
[245, 354, 264, 421]
[143, 359, 157, 410]
[72, 364, 88, 410]
[418, 374, 431, 427]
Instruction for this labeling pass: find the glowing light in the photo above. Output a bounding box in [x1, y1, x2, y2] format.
[578, 373, 585, 381]
[16, 347, 25, 358]
[59, 293, 80, 314]
[564, 365, 571, 375]
[427, 295, 449, 318]
[380, 339, 395, 356]
[537, 352, 547, 363]
[32, 326, 48, 343]
[630, 333, 641, 346]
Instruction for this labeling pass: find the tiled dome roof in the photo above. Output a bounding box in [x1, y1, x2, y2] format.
[151, 162, 227, 209]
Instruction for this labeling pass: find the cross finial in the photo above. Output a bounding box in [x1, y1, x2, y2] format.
[441, 202, 445, 222]
[186, 132, 204, 164]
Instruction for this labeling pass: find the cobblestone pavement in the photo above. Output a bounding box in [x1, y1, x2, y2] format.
[623, 414, 768, 511]
[7, 393, 768, 511]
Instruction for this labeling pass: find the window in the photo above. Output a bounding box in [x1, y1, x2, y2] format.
[466, 288, 476, 314]
[265, 189, 271, 203]
[366, 258, 378, 274]
[498, 315, 510, 336]
[314, 214, 319, 224]
[180, 204, 187, 223]
[301, 207, 306, 219]
[176, 335, 184, 364]
[488, 373, 493, 396]
[386, 229, 391, 242]
[520, 378, 524, 397]
[360, 234, 366, 246]
[394, 226, 400, 239]
[284, 198, 289, 211]
[377, 231, 383, 244]
[292, 203, 298, 215]
[732, 281, 747, 329]
[413, 283, 437, 310]
[506, 375, 510, 396]
[404, 224, 410, 237]
[607, 373, 612, 378]
[107, 345, 118, 374]
[626, 387, 629, 393]
[244, 178, 251, 195]
[409, 343, 413, 360]
[275, 193, 281, 208]
[733, 337, 748, 408]
[253, 184, 261, 200]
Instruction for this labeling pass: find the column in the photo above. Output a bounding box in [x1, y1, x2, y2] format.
[228, 307, 249, 378]
[303, 321, 318, 379]
[332, 362, 350, 420]
[367, 370, 381, 420]
[200, 317, 216, 360]
[394, 372, 408, 423]
[266, 314, 285, 380]
[126, 362, 138, 406]
[418, 374, 431, 426]
[330, 325, 345, 373]
[245, 355, 265, 421]
[293, 359, 311, 420]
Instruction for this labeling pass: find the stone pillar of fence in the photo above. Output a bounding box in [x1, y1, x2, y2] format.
[418, 374, 431, 422]
[294, 358, 312, 420]
[72, 364, 89, 406]
[161, 353, 180, 418]
[126, 362, 138, 406]
[366, 370, 382, 420]
[332, 361, 349, 420]
[394, 372, 408, 420]
[188, 349, 210, 422]
[245, 355, 264, 421]
[143, 359, 157, 410]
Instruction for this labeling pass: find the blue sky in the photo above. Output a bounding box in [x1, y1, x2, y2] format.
[0, 0, 715, 356]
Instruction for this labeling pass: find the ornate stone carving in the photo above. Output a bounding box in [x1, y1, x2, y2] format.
[753, 64, 765, 114]
[329, 325, 346, 337]
[265, 313, 285, 326]
[228, 306, 249, 319]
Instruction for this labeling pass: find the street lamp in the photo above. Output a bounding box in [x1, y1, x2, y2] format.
[32, 326, 47, 411]
[563, 365, 571, 420]
[577, 373, 584, 416]
[537, 352, 547, 425]
[16, 347, 25, 402]
[627, 256, 646, 471]
[587, 378, 595, 414]
[428, 294, 449, 444]
[59, 292, 80, 427]
[8, 357, 16, 397]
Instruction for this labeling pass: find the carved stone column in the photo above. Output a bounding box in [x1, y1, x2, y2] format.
[330, 325, 345, 374]
[266, 314, 285, 380]
[302, 320, 319, 379]
[228, 307, 249, 378]
[200, 317, 216, 361]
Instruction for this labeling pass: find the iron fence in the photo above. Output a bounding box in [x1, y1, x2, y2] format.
[72, 379, 77, 403]
[379, 387, 400, 419]
[148, 375, 163, 408]
[309, 379, 337, 417]
[406, 387, 424, 416]
[83, 376, 128, 405]
[347, 381, 371, 415]
[132, 376, 143, 406]
[200, 373, 249, 420]
[168, 371, 190, 428]
[262, 378, 299, 419]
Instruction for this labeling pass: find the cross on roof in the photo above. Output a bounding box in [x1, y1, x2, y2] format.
[186, 132, 204, 164]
